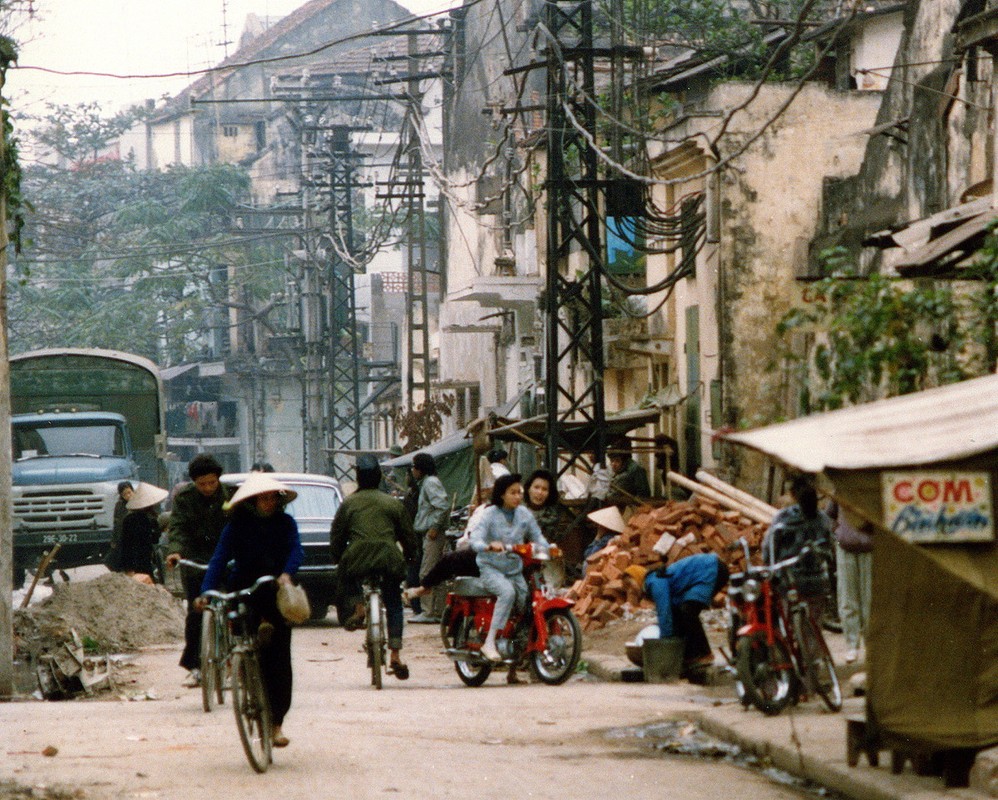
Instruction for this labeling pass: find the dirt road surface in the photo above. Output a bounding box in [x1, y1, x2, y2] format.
[1, 619, 809, 800]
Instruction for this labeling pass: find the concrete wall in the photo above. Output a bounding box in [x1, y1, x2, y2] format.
[852, 11, 905, 91]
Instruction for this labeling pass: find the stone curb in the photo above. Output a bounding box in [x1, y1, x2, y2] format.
[584, 653, 987, 800]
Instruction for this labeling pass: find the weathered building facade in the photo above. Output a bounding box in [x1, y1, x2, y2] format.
[119, 0, 444, 473]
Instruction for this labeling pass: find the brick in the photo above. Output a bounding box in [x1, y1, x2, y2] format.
[613, 551, 632, 571]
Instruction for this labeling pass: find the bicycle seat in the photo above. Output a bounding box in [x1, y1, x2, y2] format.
[451, 576, 491, 597]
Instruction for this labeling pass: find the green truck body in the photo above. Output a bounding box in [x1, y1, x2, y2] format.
[10, 349, 167, 581]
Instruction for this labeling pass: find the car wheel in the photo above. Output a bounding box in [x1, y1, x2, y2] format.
[309, 603, 329, 621]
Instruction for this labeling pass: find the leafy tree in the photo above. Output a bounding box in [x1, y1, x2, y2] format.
[602, 0, 822, 79]
[773, 246, 991, 413]
[8, 104, 289, 364]
[393, 395, 455, 451]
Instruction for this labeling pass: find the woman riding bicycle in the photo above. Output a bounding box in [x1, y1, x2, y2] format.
[197, 473, 303, 748]
[469, 473, 549, 663]
[330, 455, 420, 680]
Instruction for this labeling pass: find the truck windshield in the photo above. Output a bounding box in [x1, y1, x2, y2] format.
[13, 422, 127, 460]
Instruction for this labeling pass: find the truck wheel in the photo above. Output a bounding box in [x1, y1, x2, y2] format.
[12, 563, 25, 590]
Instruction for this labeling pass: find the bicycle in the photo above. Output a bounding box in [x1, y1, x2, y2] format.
[729, 539, 842, 715]
[178, 558, 230, 713]
[362, 577, 388, 690]
[201, 575, 276, 773]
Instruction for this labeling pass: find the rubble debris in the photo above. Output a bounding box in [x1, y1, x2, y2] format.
[13, 572, 184, 700]
[567, 494, 769, 630]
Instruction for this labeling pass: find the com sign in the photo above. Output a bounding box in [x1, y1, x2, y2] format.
[881, 472, 994, 543]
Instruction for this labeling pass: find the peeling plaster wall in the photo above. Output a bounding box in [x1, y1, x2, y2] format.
[813, 0, 975, 266]
[710, 82, 882, 442]
[437, 1, 543, 417]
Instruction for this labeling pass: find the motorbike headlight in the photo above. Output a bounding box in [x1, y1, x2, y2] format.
[742, 578, 761, 603]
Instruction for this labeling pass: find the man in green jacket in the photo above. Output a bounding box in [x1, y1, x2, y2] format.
[165, 454, 234, 686]
[330, 455, 420, 679]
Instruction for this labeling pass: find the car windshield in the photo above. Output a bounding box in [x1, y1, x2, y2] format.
[284, 483, 341, 521]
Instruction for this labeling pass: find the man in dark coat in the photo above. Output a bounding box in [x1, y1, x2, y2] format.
[330, 455, 419, 679]
[165, 454, 234, 686]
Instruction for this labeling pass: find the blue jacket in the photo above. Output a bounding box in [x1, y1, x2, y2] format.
[201, 506, 303, 594]
[644, 553, 721, 638]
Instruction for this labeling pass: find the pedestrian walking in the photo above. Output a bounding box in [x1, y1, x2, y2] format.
[119, 482, 168, 583]
[410, 452, 450, 623]
[828, 500, 873, 663]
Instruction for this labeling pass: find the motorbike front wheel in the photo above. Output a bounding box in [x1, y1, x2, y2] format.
[529, 608, 582, 685]
[735, 631, 796, 716]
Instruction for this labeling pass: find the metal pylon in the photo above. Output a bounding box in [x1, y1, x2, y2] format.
[543, 0, 607, 473]
[326, 126, 363, 481]
[404, 32, 432, 410]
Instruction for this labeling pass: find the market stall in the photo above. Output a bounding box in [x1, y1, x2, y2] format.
[723, 373, 998, 785]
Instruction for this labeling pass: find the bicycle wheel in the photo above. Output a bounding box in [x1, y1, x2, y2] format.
[214, 618, 229, 706]
[367, 591, 384, 690]
[735, 631, 796, 716]
[200, 608, 217, 713]
[796, 611, 842, 712]
[231, 651, 273, 773]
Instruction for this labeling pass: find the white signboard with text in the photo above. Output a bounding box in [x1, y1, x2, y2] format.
[881, 471, 994, 543]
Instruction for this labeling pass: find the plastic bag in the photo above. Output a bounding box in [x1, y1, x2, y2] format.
[277, 582, 311, 624]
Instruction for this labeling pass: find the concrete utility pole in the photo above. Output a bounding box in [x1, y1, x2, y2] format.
[0, 50, 14, 698]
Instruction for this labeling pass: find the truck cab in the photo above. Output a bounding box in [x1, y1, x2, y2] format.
[11, 411, 140, 585]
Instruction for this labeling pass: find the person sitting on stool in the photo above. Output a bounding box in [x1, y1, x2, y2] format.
[625, 553, 729, 683]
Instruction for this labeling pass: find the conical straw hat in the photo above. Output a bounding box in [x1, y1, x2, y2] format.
[225, 472, 298, 510]
[126, 482, 169, 511]
[586, 505, 627, 534]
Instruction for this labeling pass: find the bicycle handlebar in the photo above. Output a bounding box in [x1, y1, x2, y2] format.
[202, 575, 276, 603]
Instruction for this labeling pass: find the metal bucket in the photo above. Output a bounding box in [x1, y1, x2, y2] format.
[641, 637, 684, 683]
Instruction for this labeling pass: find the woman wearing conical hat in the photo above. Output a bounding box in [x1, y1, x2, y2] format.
[197, 472, 304, 749]
[120, 482, 169, 584]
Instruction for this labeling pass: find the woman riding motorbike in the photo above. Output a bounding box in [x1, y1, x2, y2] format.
[469, 473, 549, 663]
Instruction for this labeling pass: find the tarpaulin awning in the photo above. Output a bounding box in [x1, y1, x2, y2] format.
[723, 372, 998, 472]
[488, 407, 660, 448]
[380, 427, 473, 468]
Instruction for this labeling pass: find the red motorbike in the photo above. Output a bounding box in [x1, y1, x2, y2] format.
[727, 537, 842, 715]
[441, 543, 582, 686]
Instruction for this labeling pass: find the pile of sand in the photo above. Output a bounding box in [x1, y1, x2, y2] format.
[14, 572, 185, 658]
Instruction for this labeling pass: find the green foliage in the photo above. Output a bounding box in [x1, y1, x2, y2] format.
[0, 32, 25, 253]
[961, 225, 998, 374]
[606, 0, 817, 81]
[8, 104, 280, 363]
[776, 248, 974, 412]
[30, 102, 141, 166]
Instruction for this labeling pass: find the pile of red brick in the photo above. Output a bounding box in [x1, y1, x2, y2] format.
[565, 495, 768, 631]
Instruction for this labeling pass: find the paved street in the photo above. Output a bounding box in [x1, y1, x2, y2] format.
[2, 620, 811, 800]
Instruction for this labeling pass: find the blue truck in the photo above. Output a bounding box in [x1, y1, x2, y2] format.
[10, 349, 166, 585]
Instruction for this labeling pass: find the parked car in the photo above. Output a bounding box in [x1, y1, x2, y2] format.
[221, 472, 344, 622]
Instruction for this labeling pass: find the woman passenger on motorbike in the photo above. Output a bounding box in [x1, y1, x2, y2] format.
[470, 473, 550, 663]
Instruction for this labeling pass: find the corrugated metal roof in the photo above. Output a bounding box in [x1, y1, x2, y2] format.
[724, 373, 998, 472]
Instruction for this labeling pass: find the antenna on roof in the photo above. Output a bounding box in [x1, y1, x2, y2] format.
[220, 0, 232, 58]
